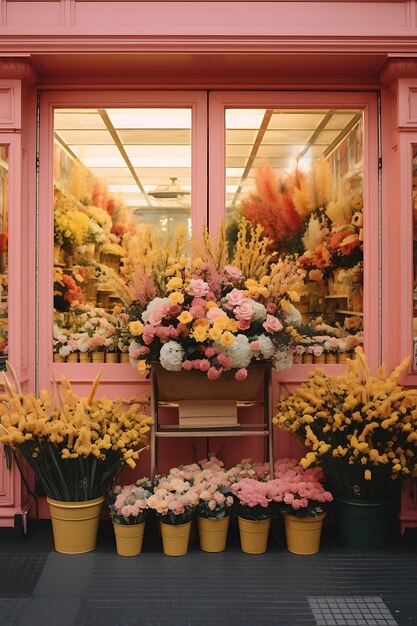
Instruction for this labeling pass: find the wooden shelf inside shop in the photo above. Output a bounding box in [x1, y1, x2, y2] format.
[336, 310, 364, 317]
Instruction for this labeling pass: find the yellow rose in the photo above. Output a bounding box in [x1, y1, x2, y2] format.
[212, 316, 228, 331]
[166, 276, 183, 291]
[169, 291, 185, 305]
[245, 279, 258, 288]
[205, 301, 218, 309]
[194, 318, 209, 329]
[219, 331, 235, 347]
[129, 321, 144, 336]
[193, 327, 208, 342]
[177, 311, 193, 324]
[179, 257, 189, 268]
[208, 327, 222, 341]
[137, 360, 148, 373]
[226, 318, 238, 332]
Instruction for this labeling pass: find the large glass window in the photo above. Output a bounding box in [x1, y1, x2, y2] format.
[53, 108, 192, 363]
[413, 146, 417, 368]
[0, 146, 8, 370]
[225, 109, 364, 362]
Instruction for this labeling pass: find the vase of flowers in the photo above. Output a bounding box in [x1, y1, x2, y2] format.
[108, 479, 152, 556]
[231, 478, 273, 554]
[273, 348, 417, 549]
[0, 368, 153, 554]
[194, 460, 234, 553]
[125, 220, 305, 382]
[147, 474, 199, 556]
[271, 459, 333, 555]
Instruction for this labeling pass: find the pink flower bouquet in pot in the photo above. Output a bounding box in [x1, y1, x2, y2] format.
[231, 477, 275, 554]
[107, 479, 152, 557]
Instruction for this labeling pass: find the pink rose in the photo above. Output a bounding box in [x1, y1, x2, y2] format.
[237, 319, 251, 331]
[138, 346, 150, 355]
[224, 289, 247, 310]
[206, 307, 227, 322]
[250, 341, 260, 352]
[186, 279, 210, 297]
[263, 314, 283, 334]
[198, 359, 211, 372]
[182, 360, 193, 370]
[234, 302, 253, 322]
[130, 349, 140, 360]
[313, 345, 323, 356]
[234, 368, 248, 381]
[148, 311, 163, 326]
[217, 354, 233, 369]
[169, 304, 181, 316]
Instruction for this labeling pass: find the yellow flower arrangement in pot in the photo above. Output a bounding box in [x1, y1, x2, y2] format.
[273, 348, 417, 549]
[0, 367, 153, 554]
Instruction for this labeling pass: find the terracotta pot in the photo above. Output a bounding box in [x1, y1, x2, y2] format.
[198, 516, 230, 553]
[160, 520, 191, 557]
[113, 522, 145, 557]
[283, 512, 326, 555]
[47, 496, 104, 554]
[237, 516, 271, 554]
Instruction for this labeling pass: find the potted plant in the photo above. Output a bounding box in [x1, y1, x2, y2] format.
[231, 477, 274, 554]
[270, 459, 333, 555]
[147, 473, 199, 556]
[0, 367, 153, 554]
[108, 479, 152, 556]
[273, 347, 417, 549]
[194, 462, 234, 553]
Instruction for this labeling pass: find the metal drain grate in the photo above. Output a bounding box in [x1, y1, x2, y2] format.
[308, 596, 397, 626]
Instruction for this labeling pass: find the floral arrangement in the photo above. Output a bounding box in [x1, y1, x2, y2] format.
[0, 368, 153, 501]
[192, 457, 234, 519]
[54, 189, 90, 249]
[273, 347, 417, 500]
[125, 219, 306, 379]
[231, 477, 275, 520]
[108, 478, 152, 525]
[271, 459, 333, 517]
[54, 267, 85, 311]
[147, 473, 199, 525]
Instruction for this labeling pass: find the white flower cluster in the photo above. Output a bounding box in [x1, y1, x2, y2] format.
[214, 334, 253, 369]
[159, 340, 184, 371]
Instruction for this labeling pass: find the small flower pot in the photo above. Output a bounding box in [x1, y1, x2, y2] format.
[237, 516, 271, 554]
[113, 522, 145, 557]
[79, 352, 91, 363]
[198, 515, 230, 553]
[66, 352, 79, 363]
[160, 520, 191, 557]
[105, 352, 119, 363]
[92, 352, 105, 363]
[313, 354, 325, 364]
[283, 513, 326, 555]
[337, 353, 347, 364]
[325, 353, 338, 364]
[302, 354, 313, 364]
[120, 352, 130, 363]
[53, 353, 66, 363]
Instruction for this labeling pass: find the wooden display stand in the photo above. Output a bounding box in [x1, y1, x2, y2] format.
[150, 363, 273, 478]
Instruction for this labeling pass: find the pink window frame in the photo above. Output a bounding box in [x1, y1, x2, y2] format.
[208, 90, 379, 370]
[38, 90, 208, 391]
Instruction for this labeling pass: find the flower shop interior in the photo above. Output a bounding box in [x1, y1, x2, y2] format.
[1, 0, 417, 558]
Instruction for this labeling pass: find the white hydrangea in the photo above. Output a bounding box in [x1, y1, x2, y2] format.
[159, 341, 185, 371]
[249, 300, 267, 322]
[273, 350, 294, 372]
[215, 334, 253, 368]
[257, 334, 276, 360]
[142, 297, 170, 323]
[284, 303, 302, 327]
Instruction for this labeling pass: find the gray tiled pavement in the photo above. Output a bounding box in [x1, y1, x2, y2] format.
[1, 517, 416, 625]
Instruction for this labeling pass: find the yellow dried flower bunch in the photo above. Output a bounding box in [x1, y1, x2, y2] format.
[273, 347, 417, 499]
[0, 368, 153, 501]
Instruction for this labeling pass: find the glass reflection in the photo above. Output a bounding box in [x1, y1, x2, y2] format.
[0, 146, 8, 370]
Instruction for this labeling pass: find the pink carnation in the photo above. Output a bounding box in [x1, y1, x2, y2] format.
[266, 302, 278, 315]
[182, 360, 193, 370]
[169, 304, 181, 316]
[235, 368, 248, 381]
[198, 359, 211, 372]
[217, 354, 233, 369]
[207, 366, 222, 380]
[205, 347, 216, 358]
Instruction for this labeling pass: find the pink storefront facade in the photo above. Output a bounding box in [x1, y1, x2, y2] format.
[0, 0, 417, 530]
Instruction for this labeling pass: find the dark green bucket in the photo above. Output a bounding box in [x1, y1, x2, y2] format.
[335, 498, 393, 550]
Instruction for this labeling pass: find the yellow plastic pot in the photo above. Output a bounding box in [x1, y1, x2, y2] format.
[283, 512, 326, 555]
[113, 522, 145, 556]
[238, 516, 271, 554]
[198, 516, 230, 553]
[47, 496, 104, 554]
[160, 520, 191, 557]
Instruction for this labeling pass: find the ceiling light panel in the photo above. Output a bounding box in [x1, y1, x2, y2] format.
[118, 129, 191, 145]
[226, 130, 259, 144]
[261, 129, 314, 144]
[268, 112, 326, 130]
[324, 113, 360, 130]
[54, 111, 107, 130]
[106, 108, 192, 129]
[225, 110, 266, 129]
[56, 130, 114, 145]
[68, 145, 121, 159]
[124, 145, 191, 159]
[130, 157, 191, 168]
[81, 157, 127, 168]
